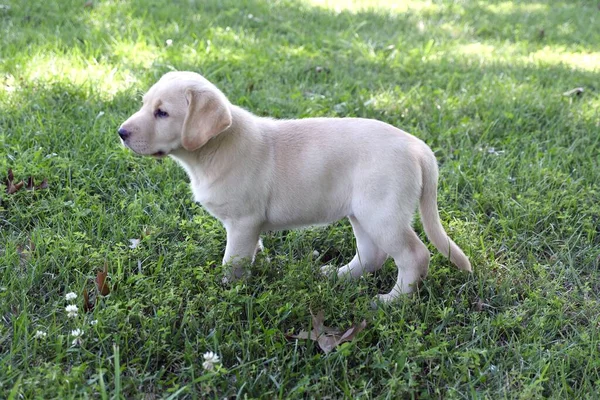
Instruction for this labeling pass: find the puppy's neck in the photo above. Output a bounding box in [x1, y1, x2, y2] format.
[169, 105, 265, 185]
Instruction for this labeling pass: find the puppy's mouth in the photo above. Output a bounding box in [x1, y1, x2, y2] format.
[119, 138, 168, 158]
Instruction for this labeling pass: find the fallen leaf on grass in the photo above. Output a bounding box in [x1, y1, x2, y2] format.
[7, 181, 23, 194]
[83, 288, 94, 313]
[36, 178, 49, 190]
[5, 169, 23, 194]
[4, 168, 49, 194]
[25, 176, 34, 190]
[84, 262, 114, 312]
[287, 310, 367, 354]
[96, 262, 110, 296]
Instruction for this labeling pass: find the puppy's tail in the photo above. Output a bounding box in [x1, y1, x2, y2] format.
[418, 149, 472, 272]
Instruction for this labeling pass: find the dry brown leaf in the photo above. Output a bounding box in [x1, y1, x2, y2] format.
[318, 320, 367, 354]
[6, 181, 15, 194]
[287, 310, 367, 354]
[96, 262, 110, 296]
[83, 288, 95, 313]
[5, 169, 48, 194]
[36, 178, 49, 190]
[7, 180, 23, 194]
[26, 176, 34, 190]
[5, 169, 21, 194]
[288, 330, 316, 341]
[312, 310, 343, 335]
[12, 180, 24, 192]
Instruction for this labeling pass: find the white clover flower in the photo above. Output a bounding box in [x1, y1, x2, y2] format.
[65, 292, 77, 301]
[71, 329, 84, 346]
[71, 329, 84, 338]
[202, 351, 221, 371]
[65, 304, 79, 318]
[90, 320, 98, 326]
[312, 250, 320, 257]
[34, 330, 47, 339]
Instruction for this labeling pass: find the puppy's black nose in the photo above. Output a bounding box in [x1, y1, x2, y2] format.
[118, 127, 130, 140]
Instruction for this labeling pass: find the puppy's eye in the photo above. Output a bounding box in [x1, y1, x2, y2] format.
[154, 109, 169, 118]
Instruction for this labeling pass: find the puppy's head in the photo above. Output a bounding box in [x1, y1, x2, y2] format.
[118, 71, 232, 157]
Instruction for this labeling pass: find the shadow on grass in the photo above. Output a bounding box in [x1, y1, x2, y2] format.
[3, 0, 599, 81]
[9, 0, 599, 48]
[2, 0, 597, 110]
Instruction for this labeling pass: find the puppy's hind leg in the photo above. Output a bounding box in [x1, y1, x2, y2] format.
[322, 216, 388, 279]
[377, 229, 430, 303]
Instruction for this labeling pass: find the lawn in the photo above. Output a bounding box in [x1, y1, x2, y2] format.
[1, 0, 599, 398]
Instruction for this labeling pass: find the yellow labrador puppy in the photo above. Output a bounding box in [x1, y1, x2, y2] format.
[119, 71, 471, 302]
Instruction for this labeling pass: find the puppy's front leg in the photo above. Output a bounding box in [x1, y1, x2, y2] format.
[222, 222, 261, 283]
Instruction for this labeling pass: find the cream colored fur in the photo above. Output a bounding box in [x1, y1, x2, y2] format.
[119, 71, 471, 302]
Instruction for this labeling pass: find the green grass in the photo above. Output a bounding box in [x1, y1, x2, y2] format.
[1, 0, 599, 397]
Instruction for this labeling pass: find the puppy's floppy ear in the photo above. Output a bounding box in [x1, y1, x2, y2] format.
[181, 87, 232, 151]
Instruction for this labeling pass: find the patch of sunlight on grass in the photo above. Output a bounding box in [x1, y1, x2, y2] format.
[176, 26, 260, 66]
[306, 0, 439, 13]
[484, 1, 549, 14]
[278, 44, 322, 59]
[112, 41, 161, 69]
[454, 43, 600, 72]
[528, 47, 600, 72]
[438, 22, 471, 40]
[363, 90, 410, 114]
[459, 43, 497, 58]
[16, 53, 137, 98]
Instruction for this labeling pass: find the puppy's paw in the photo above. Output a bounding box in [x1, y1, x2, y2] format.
[320, 264, 337, 277]
[370, 295, 397, 309]
[376, 286, 410, 303]
[376, 293, 397, 303]
[222, 267, 246, 285]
